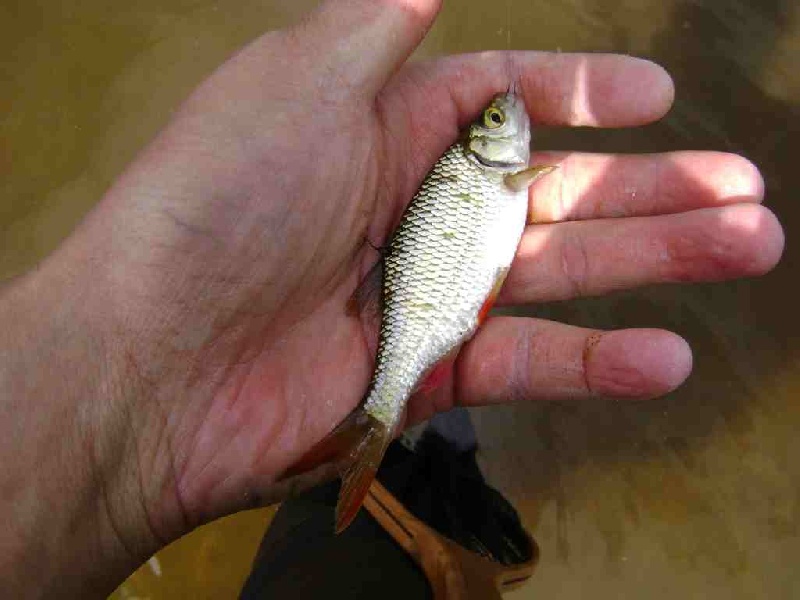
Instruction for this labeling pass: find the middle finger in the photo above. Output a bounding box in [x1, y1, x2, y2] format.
[499, 203, 783, 305]
[527, 150, 763, 223]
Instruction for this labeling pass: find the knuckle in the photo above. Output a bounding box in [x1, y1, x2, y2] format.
[581, 332, 604, 395]
[558, 228, 590, 297]
[509, 326, 534, 403]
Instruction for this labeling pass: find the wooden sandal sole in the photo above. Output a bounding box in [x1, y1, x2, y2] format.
[364, 480, 538, 599]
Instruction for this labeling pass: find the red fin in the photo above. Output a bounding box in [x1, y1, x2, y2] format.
[282, 410, 374, 479]
[415, 348, 459, 395]
[282, 408, 392, 534]
[335, 412, 392, 533]
[336, 463, 379, 533]
[478, 267, 510, 325]
[477, 294, 497, 325]
[417, 360, 455, 394]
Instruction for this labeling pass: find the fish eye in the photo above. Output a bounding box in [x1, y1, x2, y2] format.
[483, 107, 505, 129]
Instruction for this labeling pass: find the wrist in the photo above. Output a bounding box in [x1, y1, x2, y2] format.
[0, 248, 178, 597]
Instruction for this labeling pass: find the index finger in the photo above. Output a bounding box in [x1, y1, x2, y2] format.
[382, 51, 674, 129]
[378, 51, 675, 206]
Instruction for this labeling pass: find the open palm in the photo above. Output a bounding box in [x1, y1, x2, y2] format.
[79, 0, 781, 539]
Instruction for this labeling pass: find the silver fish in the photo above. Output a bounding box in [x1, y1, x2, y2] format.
[292, 91, 554, 532]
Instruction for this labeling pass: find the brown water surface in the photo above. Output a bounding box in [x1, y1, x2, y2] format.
[2, 0, 798, 598]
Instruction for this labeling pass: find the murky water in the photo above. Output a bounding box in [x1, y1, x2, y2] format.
[2, 0, 798, 598]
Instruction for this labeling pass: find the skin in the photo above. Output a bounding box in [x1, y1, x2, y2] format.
[0, 0, 784, 597]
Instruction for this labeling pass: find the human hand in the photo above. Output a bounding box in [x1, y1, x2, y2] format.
[5, 0, 782, 594]
[84, 0, 784, 542]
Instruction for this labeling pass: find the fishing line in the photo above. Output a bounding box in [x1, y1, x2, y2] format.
[506, 0, 512, 49]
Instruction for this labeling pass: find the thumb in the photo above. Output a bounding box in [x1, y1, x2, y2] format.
[300, 0, 443, 97]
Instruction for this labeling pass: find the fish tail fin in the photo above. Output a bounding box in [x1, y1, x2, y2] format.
[282, 409, 373, 479]
[283, 407, 393, 533]
[335, 411, 392, 533]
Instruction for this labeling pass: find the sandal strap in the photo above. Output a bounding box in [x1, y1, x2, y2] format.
[365, 481, 537, 599]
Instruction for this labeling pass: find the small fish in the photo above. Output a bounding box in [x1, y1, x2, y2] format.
[290, 90, 554, 532]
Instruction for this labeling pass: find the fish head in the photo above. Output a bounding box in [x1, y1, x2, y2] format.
[467, 91, 531, 171]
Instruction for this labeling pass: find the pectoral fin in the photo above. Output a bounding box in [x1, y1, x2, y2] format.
[504, 165, 558, 193]
[347, 259, 384, 335]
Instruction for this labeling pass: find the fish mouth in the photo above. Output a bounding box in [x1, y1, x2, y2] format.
[473, 154, 527, 169]
[470, 140, 529, 169]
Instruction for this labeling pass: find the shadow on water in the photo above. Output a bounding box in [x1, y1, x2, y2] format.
[474, 1, 799, 596]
